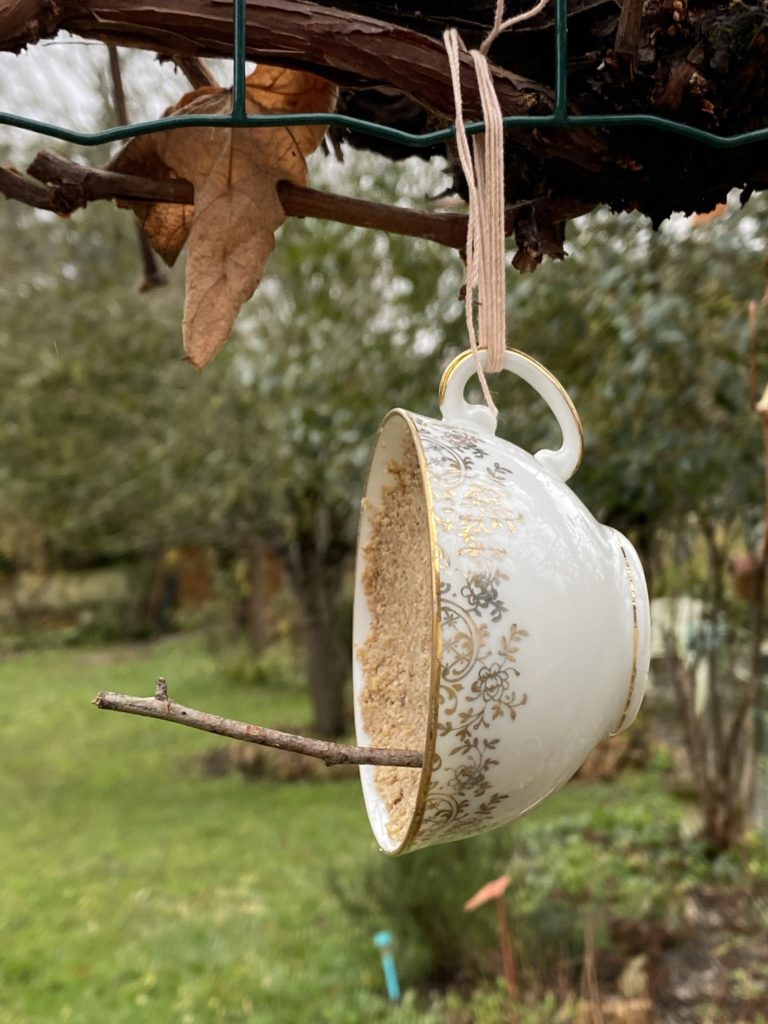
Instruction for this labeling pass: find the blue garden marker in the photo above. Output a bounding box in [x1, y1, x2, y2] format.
[373, 930, 401, 1002]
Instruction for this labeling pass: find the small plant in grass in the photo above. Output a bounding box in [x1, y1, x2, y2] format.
[332, 829, 513, 987]
[435, 982, 570, 1024]
[511, 798, 693, 961]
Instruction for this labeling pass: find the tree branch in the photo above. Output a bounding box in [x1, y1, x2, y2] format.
[279, 181, 472, 248]
[3, 0, 768, 231]
[168, 54, 220, 90]
[27, 150, 194, 207]
[0, 0, 613, 181]
[19, 149, 470, 246]
[0, 165, 57, 211]
[3, 150, 587, 253]
[93, 677, 423, 767]
[0, 0, 550, 116]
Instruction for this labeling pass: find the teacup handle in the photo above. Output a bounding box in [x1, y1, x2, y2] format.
[438, 348, 584, 482]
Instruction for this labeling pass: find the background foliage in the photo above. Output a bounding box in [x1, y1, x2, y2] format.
[3, 113, 768, 1017]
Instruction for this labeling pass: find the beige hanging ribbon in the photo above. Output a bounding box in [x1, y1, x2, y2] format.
[444, 0, 550, 414]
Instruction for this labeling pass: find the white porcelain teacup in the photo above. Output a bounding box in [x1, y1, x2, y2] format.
[352, 348, 650, 855]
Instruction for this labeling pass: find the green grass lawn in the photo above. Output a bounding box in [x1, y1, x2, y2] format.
[0, 636, 672, 1024]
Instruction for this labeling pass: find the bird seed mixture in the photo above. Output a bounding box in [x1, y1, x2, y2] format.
[358, 434, 432, 842]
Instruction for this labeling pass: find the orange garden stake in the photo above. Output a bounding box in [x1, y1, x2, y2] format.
[464, 874, 519, 1004]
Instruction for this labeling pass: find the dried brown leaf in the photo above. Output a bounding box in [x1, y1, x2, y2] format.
[108, 133, 194, 267]
[108, 68, 336, 365]
[246, 67, 332, 160]
[245, 66, 333, 111]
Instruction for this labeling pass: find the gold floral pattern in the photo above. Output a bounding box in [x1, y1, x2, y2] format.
[460, 569, 509, 622]
[457, 484, 523, 558]
[408, 415, 530, 846]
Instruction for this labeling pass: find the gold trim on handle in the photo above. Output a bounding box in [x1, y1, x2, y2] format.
[438, 349, 480, 404]
[438, 348, 585, 472]
[611, 544, 640, 736]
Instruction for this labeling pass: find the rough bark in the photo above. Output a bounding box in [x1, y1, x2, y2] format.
[243, 537, 270, 652]
[2, 1, 768, 254]
[283, 538, 349, 738]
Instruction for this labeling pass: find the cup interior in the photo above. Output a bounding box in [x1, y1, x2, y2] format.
[352, 412, 437, 854]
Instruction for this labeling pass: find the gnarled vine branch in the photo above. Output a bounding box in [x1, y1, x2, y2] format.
[2, 0, 768, 244]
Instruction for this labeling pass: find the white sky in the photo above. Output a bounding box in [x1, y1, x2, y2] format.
[0, 36, 233, 159]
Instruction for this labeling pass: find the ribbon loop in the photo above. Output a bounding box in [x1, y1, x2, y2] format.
[444, 0, 550, 413]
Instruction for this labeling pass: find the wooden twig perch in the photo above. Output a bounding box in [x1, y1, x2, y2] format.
[93, 677, 423, 768]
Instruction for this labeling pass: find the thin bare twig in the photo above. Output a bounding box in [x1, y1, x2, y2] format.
[582, 920, 604, 1024]
[169, 55, 219, 89]
[670, 642, 708, 786]
[495, 897, 519, 1008]
[93, 678, 423, 768]
[107, 45, 168, 290]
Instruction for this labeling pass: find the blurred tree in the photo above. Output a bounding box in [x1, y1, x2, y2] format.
[0, 192, 192, 563]
[195, 156, 464, 735]
[499, 199, 768, 849]
[3, 130, 768, 768]
[0, 150, 464, 735]
[504, 202, 767, 550]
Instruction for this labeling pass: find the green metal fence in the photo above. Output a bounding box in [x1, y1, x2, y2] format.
[1, 0, 767, 151]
